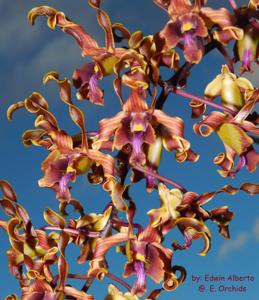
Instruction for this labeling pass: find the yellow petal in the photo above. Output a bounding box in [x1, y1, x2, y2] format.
[217, 123, 253, 155]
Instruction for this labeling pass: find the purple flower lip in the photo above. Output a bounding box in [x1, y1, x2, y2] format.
[183, 32, 194, 47]
[89, 71, 99, 92]
[242, 48, 251, 69]
[59, 172, 74, 197]
[133, 260, 146, 292]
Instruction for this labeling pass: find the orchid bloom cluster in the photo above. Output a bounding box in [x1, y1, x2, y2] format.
[1, 0, 259, 299]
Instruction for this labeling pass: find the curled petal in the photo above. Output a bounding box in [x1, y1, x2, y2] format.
[64, 286, 94, 300]
[7, 101, 25, 121]
[28, 6, 104, 56]
[44, 208, 66, 228]
[210, 206, 234, 239]
[97, 9, 115, 50]
[0, 180, 17, 202]
[57, 231, 70, 291]
[103, 177, 128, 211]
[193, 111, 229, 136]
[43, 71, 72, 104]
[112, 22, 131, 43]
[162, 272, 179, 291]
[213, 27, 244, 45]
[173, 217, 211, 256]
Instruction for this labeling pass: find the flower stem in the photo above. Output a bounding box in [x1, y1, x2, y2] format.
[170, 87, 236, 116]
[41, 226, 101, 238]
[106, 272, 131, 292]
[131, 164, 187, 193]
[112, 218, 143, 234]
[81, 277, 94, 293]
[68, 274, 88, 280]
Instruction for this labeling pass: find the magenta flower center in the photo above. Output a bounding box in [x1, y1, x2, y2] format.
[134, 260, 146, 291]
[132, 132, 144, 158]
[242, 48, 251, 68]
[59, 172, 74, 196]
[183, 32, 193, 47]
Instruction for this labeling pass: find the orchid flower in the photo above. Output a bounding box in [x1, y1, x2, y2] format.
[154, 0, 243, 63]
[94, 88, 198, 167]
[194, 88, 259, 177]
[233, 0, 259, 74]
[7, 73, 115, 200]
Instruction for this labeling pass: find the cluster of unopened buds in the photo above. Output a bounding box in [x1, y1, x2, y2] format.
[1, 0, 259, 299]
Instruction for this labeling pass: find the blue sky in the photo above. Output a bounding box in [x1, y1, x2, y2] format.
[0, 0, 258, 299]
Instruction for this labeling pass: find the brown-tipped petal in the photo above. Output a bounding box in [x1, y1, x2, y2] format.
[156, 48, 180, 70]
[0, 199, 16, 217]
[162, 272, 179, 291]
[0, 180, 17, 202]
[68, 105, 88, 151]
[103, 177, 128, 212]
[97, 9, 115, 51]
[43, 71, 72, 105]
[210, 206, 234, 239]
[22, 129, 47, 147]
[213, 147, 235, 178]
[174, 217, 211, 255]
[44, 208, 66, 229]
[213, 27, 244, 45]
[112, 22, 131, 43]
[129, 31, 143, 49]
[7, 101, 25, 121]
[28, 6, 103, 56]
[57, 231, 70, 291]
[189, 100, 206, 118]
[27, 6, 59, 28]
[122, 67, 149, 90]
[59, 199, 84, 217]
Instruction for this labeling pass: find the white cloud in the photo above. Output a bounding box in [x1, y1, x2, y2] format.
[218, 232, 249, 260]
[218, 218, 259, 260]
